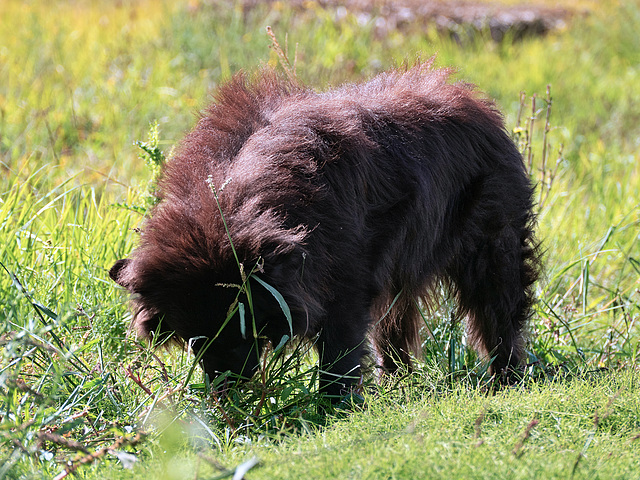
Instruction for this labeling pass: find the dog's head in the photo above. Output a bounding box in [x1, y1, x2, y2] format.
[109, 254, 285, 382]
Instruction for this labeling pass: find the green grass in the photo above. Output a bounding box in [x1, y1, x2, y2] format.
[1, 0, 640, 478]
[83, 371, 640, 480]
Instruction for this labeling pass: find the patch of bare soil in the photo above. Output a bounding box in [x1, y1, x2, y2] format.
[241, 1, 583, 41]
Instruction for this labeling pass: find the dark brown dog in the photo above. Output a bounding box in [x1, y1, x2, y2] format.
[110, 61, 540, 397]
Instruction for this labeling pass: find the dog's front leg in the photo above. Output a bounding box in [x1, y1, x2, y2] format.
[316, 302, 370, 399]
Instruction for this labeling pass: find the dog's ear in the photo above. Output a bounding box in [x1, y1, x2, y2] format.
[109, 258, 130, 287]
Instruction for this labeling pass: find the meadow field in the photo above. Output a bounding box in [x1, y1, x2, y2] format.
[1, 1, 639, 478]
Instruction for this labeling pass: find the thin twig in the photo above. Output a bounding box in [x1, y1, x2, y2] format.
[266, 26, 297, 83]
[512, 418, 539, 457]
[52, 433, 146, 480]
[527, 94, 536, 173]
[36, 431, 90, 454]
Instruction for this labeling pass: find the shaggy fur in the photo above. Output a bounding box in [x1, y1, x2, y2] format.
[110, 61, 541, 397]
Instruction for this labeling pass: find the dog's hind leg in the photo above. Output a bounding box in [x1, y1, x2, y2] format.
[447, 177, 540, 378]
[371, 289, 423, 374]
